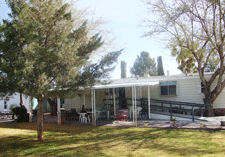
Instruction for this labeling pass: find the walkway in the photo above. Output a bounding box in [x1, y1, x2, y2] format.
[43, 115, 225, 130]
[2, 115, 225, 130]
[103, 119, 224, 130]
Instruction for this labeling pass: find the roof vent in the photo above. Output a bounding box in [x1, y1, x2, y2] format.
[136, 75, 139, 80]
[144, 73, 150, 77]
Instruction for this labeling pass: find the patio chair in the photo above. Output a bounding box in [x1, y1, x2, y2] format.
[65, 109, 78, 121]
[115, 109, 128, 121]
[140, 107, 148, 119]
[96, 111, 103, 121]
[129, 106, 142, 119]
[79, 113, 87, 123]
[137, 107, 142, 118]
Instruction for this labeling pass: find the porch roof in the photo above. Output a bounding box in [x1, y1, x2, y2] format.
[92, 78, 159, 89]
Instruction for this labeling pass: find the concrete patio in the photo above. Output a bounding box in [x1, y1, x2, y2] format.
[1, 114, 225, 130]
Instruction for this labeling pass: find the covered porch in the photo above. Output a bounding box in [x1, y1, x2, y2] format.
[88, 79, 159, 126]
[56, 78, 159, 126]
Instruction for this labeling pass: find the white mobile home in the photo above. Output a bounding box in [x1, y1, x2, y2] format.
[63, 73, 225, 117]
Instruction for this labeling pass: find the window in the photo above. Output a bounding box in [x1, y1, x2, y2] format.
[201, 82, 204, 93]
[160, 81, 177, 96]
[4, 101, 7, 109]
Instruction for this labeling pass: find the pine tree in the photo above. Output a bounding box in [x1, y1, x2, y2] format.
[1, 0, 121, 141]
[130, 51, 157, 77]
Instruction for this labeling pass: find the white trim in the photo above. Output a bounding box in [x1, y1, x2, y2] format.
[93, 89, 96, 126]
[113, 88, 116, 117]
[91, 89, 96, 126]
[91, 89, 94, 126]
[148, 86, 151, 119]
[134, 86, 137, 127]
[132, 87, 134, 122]
[92, 81, 159, 89]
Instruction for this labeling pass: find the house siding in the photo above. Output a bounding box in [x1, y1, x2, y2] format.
[0, 93, 32, 113]
[64, 89, 108, 111]
[64, 73, 225, 111]
[64, 89, 92, 110]
[145, 75, 225, 109]
[211, 77, 225, 108]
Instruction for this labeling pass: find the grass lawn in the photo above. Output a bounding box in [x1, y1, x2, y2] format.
[0, 122, 225, 157]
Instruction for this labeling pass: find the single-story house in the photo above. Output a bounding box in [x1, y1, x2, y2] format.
[61, 72, 224, 124]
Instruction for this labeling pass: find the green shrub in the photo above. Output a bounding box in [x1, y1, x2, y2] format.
[12, 106, 27, 118]
[170, 118, 176, 121]
[9, 104, 17, 111]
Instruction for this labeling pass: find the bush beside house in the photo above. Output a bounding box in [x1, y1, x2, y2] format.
[12, 106, 29, 122]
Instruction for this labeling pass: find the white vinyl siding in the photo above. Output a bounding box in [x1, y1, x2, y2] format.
[148, 77, 205, 104]
[64, 74, 225, 110]
[210, 78, 225, 108]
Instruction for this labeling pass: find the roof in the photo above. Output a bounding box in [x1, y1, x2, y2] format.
[92, 77, 159, 89]
[92, 72, 218, 89]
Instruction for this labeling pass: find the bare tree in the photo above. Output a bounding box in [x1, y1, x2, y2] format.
[143, 0, 225, 115]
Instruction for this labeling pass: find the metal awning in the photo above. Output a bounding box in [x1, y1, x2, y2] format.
[92, 78, 159, 89]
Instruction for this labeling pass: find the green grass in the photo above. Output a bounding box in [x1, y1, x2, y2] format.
[0, 122, 225, 157]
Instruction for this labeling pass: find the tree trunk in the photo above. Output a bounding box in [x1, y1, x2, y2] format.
[203, 98, 214, 117]
[37, 98, 44, 141]
[203, 81, 224, 117]
[202, 82, 214, 116]
[29, 96, 33, 122]
[20, 93, 23, 106]
[47, 98, 57, 116]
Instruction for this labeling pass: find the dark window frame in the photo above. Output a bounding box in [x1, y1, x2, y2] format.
[201, 82, 204, 93]
[160, 82, 177, 96]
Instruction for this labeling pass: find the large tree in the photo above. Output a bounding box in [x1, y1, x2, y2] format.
[143, 0, 225, 115]
[1, 0, 121, 141]
[171, 43, 198, 74]
[130, 51, 157, 77]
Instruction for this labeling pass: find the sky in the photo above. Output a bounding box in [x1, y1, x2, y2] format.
[0, 0, 182, 79]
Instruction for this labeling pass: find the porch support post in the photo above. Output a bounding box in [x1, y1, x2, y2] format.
[57, 96, 61, 125]
[94, 89, 96, 125]
[132, 87, 134, 122]
[91, 89, 96, 126]
[134, 86, 137, 127]
[113, 88, 116, 118]
[148, 86, 151, 119]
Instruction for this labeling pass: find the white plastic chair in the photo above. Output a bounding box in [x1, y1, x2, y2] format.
[137, 107, 142, 118]
[79, 113, 87, 123]
[129, 106, 142, 118]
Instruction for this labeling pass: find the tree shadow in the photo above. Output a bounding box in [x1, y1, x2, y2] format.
[0, 123, 224, 156]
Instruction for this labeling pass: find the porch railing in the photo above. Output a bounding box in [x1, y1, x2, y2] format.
[103, 98, 211, 121]
[142, 98, 211, 121]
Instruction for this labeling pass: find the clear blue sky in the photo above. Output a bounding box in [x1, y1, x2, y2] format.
[0, 0, 181, 79]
